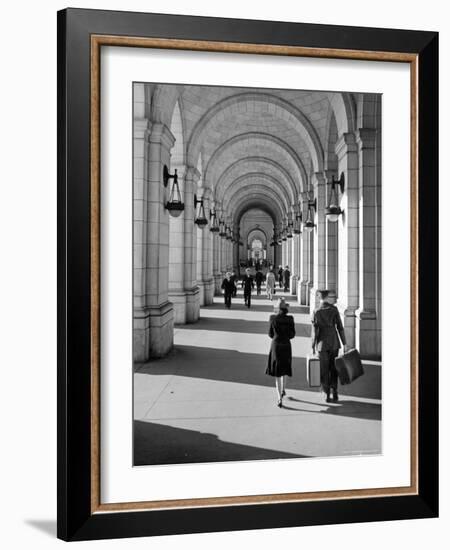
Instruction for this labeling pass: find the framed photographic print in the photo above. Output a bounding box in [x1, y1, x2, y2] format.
[57, 8, 439, 541]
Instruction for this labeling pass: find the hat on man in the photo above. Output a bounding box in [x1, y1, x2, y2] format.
[276, 297, 289, 311]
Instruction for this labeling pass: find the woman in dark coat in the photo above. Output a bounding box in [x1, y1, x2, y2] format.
[266, 298, 296, 407]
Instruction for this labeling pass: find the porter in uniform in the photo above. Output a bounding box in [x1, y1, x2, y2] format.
[311, 290, 347, 402]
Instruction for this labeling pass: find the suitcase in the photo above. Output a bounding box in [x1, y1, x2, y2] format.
[306, 355, 321, 387]
[335, 348, 364, 385]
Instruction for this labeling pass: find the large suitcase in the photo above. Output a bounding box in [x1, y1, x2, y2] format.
[335, 348, 364, 385]
[306, 355, 321, 387]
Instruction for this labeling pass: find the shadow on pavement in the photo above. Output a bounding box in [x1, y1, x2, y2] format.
[285, 396, 381, 420]
[178, 316, 311, 336]
[133, 420, 308, 466]
[136, 345, 381, 400]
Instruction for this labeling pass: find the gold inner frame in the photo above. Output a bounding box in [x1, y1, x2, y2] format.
[90, 35, 419, 514]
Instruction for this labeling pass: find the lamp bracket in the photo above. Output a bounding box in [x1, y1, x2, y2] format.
[308, 198, 317, 211]
[194, 194, 204, 208]
[331, 172, 345, 193]
[163, 164, 178, 188]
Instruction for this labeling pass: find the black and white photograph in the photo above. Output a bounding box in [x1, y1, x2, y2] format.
[0, 0, 443, 545]
[133, 82, 382, 466]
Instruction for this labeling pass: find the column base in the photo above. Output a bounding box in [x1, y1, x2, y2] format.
[337, 302, 357, 350]
[214, 273, 223, 296]
[298, 281, 312, 306]
[289, 275, 298, 295]
[197, 281, 205, 307]
[198, 279, 214, 306]
[204, 278, 215, 305]
[133, 301, 174, 361]
[169, 287, 200, 324]
[309, 287, 320, 315]
[185, 286, 200, 323]
[355, 308, 381, 360]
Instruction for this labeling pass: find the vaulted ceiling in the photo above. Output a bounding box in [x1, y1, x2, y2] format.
[142, 83, 361, 231]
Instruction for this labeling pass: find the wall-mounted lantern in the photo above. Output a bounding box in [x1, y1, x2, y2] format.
[287, 215, 293, 239]
[194, 195, 208, 229]
[325, 173, 345, 222]
[219, 218, 226, 238]
[277, 226, 283, 244]
[294, 204, 302, 234]
[209, 207, 220, 232]
[303, 197, 317, 232]
[163, 165, 184, 217]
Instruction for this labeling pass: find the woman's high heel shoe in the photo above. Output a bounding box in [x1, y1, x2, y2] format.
[277, 398, 283, 408]
[281, 390, 286, 398]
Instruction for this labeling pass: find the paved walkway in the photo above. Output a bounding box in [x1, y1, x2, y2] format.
[134, 289, 381, 466]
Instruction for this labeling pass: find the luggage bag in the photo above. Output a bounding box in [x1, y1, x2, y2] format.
[306, 355, 321, 387]
[335, 348, 364, 385]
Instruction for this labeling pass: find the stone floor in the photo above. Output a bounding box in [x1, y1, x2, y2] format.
[134, 289, 382, 466]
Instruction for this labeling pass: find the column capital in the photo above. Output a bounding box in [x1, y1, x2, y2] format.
[300, 190, 312, 201]
[324, 168, 338, 181]
[355, 307, 377, 320]
[355, 127, 377, 150]
[134, 117, 151, 138]
[148, 122, 176, 150]
[184, 164, 202, 184]
[335, 132, 358, 160]
[311, 171, 327, 187]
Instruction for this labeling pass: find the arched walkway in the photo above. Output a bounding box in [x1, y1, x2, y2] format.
[132, 82, 382, 465]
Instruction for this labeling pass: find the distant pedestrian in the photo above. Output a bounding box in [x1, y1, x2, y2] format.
[241, 268, 254, 308]
[221, 272, 235, 309]
[230, 270, 238, 297]
[278, 265, 284, 288]
[255, 269, 264, 295]
[266, 298, 296, 407]
[311, 289, 347, 402]
[266, 268, 276, 300]
[283, 265, 291, 292]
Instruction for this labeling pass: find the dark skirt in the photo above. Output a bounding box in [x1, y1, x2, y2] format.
[265, 340, 292, 377]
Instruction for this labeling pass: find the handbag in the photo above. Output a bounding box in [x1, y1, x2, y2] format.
[335, 348, 364, 385]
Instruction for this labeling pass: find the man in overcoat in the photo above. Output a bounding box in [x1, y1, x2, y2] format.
[221, 272, 235, 309]
[283, 265, 291, 291]
[311, 289, 347, 402]
[278, 265, 284, 288]
[230, 270, 238, 297]
[255, 269, 264, 295]
[241, 268, 255, 308]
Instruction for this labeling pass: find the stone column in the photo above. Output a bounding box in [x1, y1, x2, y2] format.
[168, 163, 187, 323]
[336, 133, 359, 348]
[290, 234, 299, 295]
[221, 235, 227, 276]
[355, 128, 380, 358]
[183, 166, 201, 322]
[287, 237, 293, 271]
[324, 171, 339, 294]
[201, 194, 214, 305]
[196, 223, 204, 305]
[134, 121, 175, 360]
[310, 172, 327, 312]
[298, 193, 312, 305]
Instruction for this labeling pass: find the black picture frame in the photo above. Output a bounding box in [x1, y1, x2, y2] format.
[57, 7, 438, 542]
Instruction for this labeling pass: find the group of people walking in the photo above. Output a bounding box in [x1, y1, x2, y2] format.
[220, 269, 347, 408]
[221, 265, 292, 306]
[277, 265, 291, 291]
[266, 291, 347, 408]
[221, 268, 255, 309]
